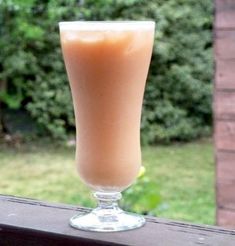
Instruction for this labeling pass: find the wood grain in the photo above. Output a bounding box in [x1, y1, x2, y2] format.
[214, 91, 235, 120]
[215, 0, 235, 29]
[216, 151, 235, 211]
[216, 60, 235, 89]
[217, 208, 235, 229]
[217, 180, 235, 210]
[215, 0, 235, 230]
[215, 121, 235, 151]
[215, 30, 235, 59]
[0, 195, 234, 246]
[216, 151, 235, 180]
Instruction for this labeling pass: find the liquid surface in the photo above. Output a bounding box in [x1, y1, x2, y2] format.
[60, 24, 154, 191]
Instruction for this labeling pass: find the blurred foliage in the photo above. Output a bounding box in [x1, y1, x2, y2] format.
[0, 0, 213, 142]
[122, 174, 161, 215]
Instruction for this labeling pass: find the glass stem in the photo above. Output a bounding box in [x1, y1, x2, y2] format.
[70, 190, 145, 231]
[93, 191, 122, 212]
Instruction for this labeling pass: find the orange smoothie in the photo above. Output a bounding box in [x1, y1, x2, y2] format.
[60, 22, 155, 191]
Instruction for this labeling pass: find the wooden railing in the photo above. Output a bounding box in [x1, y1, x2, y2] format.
[0, 195, 234, 246]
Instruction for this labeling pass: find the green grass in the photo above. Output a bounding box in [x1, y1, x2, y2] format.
[143, 141, 215, 225]
[0, 140, 215, 225]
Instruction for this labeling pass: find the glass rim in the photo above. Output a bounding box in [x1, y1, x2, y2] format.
[59, 21, 155, 31]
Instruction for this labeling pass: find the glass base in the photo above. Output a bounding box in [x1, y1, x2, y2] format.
[69, 191, 145, 232]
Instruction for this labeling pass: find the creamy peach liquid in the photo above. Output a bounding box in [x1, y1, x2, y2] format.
[60, 22, 154, 191]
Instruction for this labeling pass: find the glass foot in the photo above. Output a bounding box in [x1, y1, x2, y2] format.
[70, 208, 145, 232]
[69, 191, 145, 232]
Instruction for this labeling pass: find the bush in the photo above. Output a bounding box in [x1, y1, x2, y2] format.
[0, 0, 213, 143]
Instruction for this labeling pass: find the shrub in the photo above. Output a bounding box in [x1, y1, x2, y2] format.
[0, 0, 213, 143]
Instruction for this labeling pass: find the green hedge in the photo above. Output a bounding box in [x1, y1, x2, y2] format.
[0, 0, 213, 143]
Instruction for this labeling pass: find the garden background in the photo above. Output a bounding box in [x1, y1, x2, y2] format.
[0, 0, 214, 225]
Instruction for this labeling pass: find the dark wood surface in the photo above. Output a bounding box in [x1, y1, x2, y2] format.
[0, 195, 234, 246]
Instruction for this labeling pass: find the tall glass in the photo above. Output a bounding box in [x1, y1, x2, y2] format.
[59, 21, 155, 232]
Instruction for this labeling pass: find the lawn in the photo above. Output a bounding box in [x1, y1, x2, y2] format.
[0, 139, 215, 225]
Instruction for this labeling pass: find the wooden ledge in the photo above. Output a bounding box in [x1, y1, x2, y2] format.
[0, 195, 234, 246]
